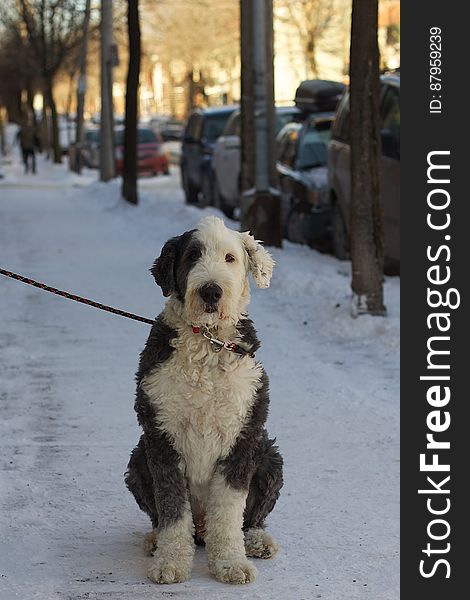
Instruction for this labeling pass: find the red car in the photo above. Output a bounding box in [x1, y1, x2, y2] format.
[115, 127, 170, 176]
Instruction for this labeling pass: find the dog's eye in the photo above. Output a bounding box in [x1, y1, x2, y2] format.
[225, 254, 235, 263]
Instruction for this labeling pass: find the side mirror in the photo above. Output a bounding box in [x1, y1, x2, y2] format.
[381, 129, 400, 159]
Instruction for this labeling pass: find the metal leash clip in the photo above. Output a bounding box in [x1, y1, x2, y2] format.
[202, 330, 225, 353]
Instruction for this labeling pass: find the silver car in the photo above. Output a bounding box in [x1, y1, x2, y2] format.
[211, 106, 302, 218]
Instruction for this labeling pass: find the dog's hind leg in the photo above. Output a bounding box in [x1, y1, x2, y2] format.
[143, 530, 158, 556]
[125, 435, 159, 554]
[244, 528, 279, 559]
[243, 435, 283, 559]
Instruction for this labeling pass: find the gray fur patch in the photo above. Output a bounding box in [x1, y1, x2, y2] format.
[150, 230, 203, 301]
[126, 316, 188, 529]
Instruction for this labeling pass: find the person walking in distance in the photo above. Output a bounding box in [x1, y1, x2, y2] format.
[17, 118, 39, 174]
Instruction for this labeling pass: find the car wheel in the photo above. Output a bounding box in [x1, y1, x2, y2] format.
[285, 204, 310, 245]
[285, 205, 298, 243]
[182, 165, 198, 204]
[332, 201, 350, 260]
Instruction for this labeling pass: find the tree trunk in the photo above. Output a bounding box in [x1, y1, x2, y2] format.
[349, 0, 385, 316]
[186, 68, 195, 115]
[100, 0, 115, 182]
[65, 70, 75, 149]
[45, 75, 62, 164]
[5, 91, 23, 125]
[306, 35, 319, 78]
[0, 108, 6, 156]
[40, 92, 51, 159]
[122, 0, 141, 205]
[167, 62, 176, 117]
[75, 0, 92, 173]
[27, 86, 36, 124]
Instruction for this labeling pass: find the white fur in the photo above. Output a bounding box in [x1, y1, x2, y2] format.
[244, 528, 279, 558]
[177, 217, 274, 329]
[147, 500, 195, 584]
[141, 300, 264, 489]
[142, 217, 275, 585]
[239, 230, 275, 289]
[205, 472, 257, 584]
[184, 217, 251, 328]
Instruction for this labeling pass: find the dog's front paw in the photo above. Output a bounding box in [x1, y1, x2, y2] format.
[209, 557, 257, 584]
[147, 557, 190, 584]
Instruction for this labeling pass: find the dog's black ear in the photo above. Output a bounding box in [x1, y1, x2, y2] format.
[150, 236, 180, 297]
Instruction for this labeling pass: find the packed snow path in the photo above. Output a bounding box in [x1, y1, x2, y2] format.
[0, 159, 399, 599]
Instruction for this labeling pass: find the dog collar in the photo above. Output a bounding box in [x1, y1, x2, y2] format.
[192, 325, 255, 358]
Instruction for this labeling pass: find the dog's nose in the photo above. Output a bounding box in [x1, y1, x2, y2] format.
[199, 283, 222, 305]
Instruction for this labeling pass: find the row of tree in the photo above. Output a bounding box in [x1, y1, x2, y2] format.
[122, 0, 388, 314]
[0, 0, 99, 163]
[0, 0, 387, 316]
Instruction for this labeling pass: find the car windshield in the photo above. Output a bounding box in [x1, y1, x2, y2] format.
[275, 111, 299, 135]
[114, 129, 158, 145]
[202, 114, 232, 142]
[297, 128, 331, 170]
[138, 129, 158, 143]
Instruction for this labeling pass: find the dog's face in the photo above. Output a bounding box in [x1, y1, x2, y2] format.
[151, 216, 274, 327]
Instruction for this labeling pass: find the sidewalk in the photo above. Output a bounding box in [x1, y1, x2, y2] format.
[0, 160, 399, 600]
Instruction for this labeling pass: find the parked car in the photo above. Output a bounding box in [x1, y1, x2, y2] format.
[276, 115, 333, 249]
[180, 106, 237, 204]
[81, 128, 100, 168]
[328, 72, 400, 267]
[160, 118, 184, 141]
[115, 127, 169, 176]
[58, 114, 76, 155]
[211, 106, 302, 218]
[148, 115, 184, 141]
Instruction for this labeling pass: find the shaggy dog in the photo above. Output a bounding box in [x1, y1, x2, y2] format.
[125, 216, 283, 585]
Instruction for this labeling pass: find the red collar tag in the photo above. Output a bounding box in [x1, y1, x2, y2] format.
[192, 326, 201, 334]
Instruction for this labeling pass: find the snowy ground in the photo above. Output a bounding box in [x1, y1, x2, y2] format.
[0, 151, 399, 599]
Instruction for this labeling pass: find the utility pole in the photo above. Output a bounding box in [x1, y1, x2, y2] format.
[240, 0, 281, 247]
[74, 0, 91, 174]
[100, 0, 116, 182]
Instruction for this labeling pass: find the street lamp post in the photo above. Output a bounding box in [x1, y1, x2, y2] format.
[240, 0, 281, 247]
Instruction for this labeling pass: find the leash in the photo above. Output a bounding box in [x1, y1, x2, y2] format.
[0, 268, 155, 325]
[0, 267, 255, 358]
